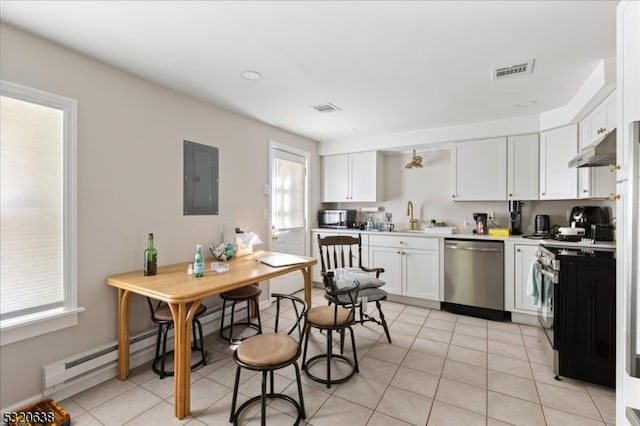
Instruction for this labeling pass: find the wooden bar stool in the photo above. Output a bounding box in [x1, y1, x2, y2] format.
[220, 285, 262, 344]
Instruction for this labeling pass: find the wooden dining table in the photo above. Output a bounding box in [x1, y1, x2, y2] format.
[106, 250, 316, 419]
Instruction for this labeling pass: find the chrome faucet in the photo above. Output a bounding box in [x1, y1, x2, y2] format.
[407, 200, 419, 230]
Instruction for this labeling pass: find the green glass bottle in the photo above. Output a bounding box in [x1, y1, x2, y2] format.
[194, 244, 204, 278]
[144, 233, 157, 276]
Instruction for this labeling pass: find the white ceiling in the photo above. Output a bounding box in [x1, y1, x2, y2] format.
[0, 1, 617, 145]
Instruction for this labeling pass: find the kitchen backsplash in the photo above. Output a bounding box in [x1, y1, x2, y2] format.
[321, 149, 615, 234]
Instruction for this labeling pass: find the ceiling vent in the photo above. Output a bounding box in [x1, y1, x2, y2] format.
[492, 59, 535, 81]
[310, 103, 341, 113]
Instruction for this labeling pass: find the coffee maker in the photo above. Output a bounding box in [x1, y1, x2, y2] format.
[473, 213, 488, 235]
[508, 200, 523, 235]
[569, 206, 606, 238]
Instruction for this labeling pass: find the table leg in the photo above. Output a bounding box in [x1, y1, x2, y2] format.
[116, 289, 133, 380]
[302, 266, 312, 308]
[168, 300, 202, 419]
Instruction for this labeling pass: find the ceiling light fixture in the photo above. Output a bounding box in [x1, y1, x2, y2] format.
[242, 70, 262, 80]
[344, 128, 357, 133]
[405, 150, 423, 169]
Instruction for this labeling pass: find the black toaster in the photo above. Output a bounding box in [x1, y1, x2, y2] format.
[591, 224, 614, 241]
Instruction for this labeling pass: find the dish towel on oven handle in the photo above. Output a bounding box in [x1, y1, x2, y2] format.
[526, 260, 542, 306]
[526, 261, 553, 320]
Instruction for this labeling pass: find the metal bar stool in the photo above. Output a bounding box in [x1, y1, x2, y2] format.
[230, 294, 308, 425]
[301, 271, 359, 388]
[146, 298, 208, 379]
[220, 285, 262, 344]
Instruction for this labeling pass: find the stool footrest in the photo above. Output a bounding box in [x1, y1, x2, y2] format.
[231, 393, 305, 425]
[220, 323, 262, 344]
[302, 353, 358, 386]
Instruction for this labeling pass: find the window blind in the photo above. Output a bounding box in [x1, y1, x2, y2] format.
[0, 95, 64, 318]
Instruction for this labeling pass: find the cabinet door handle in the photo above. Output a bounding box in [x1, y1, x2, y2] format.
[508, 193, 513, 197]
[583, 189, 589, 193]
[609, 164, 620, 172]
[517, 248, 521, 252]
[609, 193, 620, 201]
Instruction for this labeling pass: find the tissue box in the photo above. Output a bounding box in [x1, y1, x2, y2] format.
[236, 243, 253, 257]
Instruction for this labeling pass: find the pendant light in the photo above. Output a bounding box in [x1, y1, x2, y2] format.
[404, 149, 423, 169]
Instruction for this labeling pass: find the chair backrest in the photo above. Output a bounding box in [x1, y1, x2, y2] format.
[146, 297, 164, 321]
[317, 234, 363, 275]
[271, 293, 308, 342]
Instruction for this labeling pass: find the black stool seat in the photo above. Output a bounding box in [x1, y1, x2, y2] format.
[147, 299, 207, 379]
[221, 285, 262, 301]
[220, 285, 262, 344]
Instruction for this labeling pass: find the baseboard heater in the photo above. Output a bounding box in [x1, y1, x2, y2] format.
[41, 301, 257, 402]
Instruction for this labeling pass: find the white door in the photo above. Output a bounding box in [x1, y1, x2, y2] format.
[269, 142, 309, 296]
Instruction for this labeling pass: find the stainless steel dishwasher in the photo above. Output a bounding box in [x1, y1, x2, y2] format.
[443, 239, 507, 320]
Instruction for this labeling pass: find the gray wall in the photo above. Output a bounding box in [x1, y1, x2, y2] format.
[0, 23, 320, 408]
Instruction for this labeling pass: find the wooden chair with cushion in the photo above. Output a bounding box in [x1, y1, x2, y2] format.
[146, 297, 207, 379]
[229, 293, 308, 425]
[316, 233, 392, 343]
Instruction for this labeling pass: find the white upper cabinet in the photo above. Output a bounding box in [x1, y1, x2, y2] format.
[321, 151, 383, 202]
[451, 137, 507, 201]
[586, 92, 617, 147]
[539, 125, 578, 200]
[577, 92, 617, 199]
[578, 166, 616, 199]
[507, 134, 539, 200]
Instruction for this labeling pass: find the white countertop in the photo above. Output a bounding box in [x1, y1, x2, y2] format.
[311, 228, 617, 250]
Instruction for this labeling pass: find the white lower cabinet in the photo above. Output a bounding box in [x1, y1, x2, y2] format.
[368, 235, 439, 300]
[512, 243, 539, 314]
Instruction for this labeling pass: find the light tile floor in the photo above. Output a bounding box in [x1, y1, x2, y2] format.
[61, 288, 616, 425]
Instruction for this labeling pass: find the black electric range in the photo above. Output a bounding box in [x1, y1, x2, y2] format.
[536, 243, 616, 387]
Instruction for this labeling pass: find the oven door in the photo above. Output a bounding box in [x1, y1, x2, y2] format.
[535, 260, 558, 348]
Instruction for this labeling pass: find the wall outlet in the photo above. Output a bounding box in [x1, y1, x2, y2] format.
[488, 211, 494, 221]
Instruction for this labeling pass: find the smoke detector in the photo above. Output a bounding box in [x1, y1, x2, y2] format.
[492, 59, 535, 81]
[310, 103, 341, 113]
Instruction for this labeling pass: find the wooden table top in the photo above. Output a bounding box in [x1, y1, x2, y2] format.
[107, 250, 316, 304]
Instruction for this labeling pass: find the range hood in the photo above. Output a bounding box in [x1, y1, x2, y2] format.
[568, 128, 617, 168]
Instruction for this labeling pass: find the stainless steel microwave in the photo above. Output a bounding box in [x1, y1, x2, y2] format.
[318, 209, 357, 229]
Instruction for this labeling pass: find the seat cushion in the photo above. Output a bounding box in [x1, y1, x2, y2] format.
[220, 285, 261, 300]
[236, 333, 299, 366]
[307, 305, 353, 327]
[154, 303, 206, 321]
[329, 287, 388, 305]
[331, 268, 386, 290]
